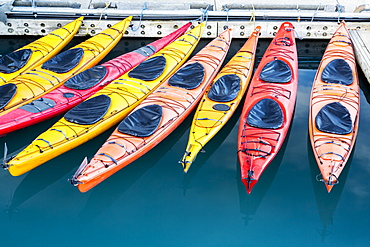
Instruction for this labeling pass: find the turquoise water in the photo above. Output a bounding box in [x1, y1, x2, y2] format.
[1, 36, 370, 246]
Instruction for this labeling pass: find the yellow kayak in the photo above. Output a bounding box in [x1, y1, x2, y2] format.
[0, 16, 132, 116]
[4, 22, 205, 176]
[180, 26, 261, 172]
[0, 17, 83, 84]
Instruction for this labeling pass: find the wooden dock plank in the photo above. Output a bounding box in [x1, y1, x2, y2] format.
[350, 29, 370, 84]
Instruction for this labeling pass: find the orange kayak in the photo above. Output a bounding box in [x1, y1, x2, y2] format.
[237, 22, 298, 194]
[309, 21, 359, 193]
[72, 27, 233, 192]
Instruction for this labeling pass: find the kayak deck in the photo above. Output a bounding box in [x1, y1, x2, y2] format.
[309, 21, 360, 193]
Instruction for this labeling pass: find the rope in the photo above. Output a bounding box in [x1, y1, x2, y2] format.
[311, 3, 322, 22]
[98, 2, 111, 23]
[224, 5, 230, 29]
[250, 3, 256, 26]
[131, 2, 147, 32]
[199, 4, 210, 25]
[336, 0, 343, 23]
[294, 29, 303, 40]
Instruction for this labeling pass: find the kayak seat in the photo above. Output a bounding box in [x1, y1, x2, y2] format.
[128, 56, 166, 81]
[41, 48, 84, 73]
[260, 59, 292, 83]
[321, 59, 353, 85]
[247, 98, 283, 129]
[64, 65, 107, 90]
[0, 83, 17, 109]
[64, 94, 111, 125]
[168, 62, 205, 89]
[118, 104, 162, 137]
[0, 49, 32, 73]
[315, 102, 352, 135]
[208, 74, 241, 102]
[19, 97, 56, 113]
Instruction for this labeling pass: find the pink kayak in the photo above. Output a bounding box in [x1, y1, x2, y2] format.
[0, 22, 191, 136]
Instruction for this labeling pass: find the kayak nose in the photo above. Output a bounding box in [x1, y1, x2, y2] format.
[243, 178, 257, 194]
[325, 184, 334, 193]
[325, 175, 339, 193]
[179, 154, 193, 173]
[242, 170, 257, 194]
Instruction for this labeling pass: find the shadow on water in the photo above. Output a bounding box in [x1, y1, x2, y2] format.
[1, 37, 172, 217]
[3, 122, 116, 217]
[237, 113, 292, 225]
[180, 97, 243, 195]
[307, 133, 354, 242]
[177, 39, 319, 192]
[1, 116, 62, 217]
[78, 112, 193, 223]
[358, 66, 370, 105]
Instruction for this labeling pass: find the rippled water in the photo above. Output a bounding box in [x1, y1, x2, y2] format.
[1, 36, 370, 246]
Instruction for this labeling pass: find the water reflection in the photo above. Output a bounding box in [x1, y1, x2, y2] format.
[4, 124, 115, 217]
[237, 122, 291, 225]
[307, 134, 354, 241]
[358, 68, 370, 104]
[180, 102, 242, 195]
[79, 114, 192, 223]
[2, 36, 370, 246]
[1, 116, 62, 218]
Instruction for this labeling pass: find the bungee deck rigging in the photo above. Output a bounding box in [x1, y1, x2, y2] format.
[71, 26, 231, 192]
[0, 17, 83, 84]
[238, 22, 298, 194]
[309, 22, 360, 192]
[0, 4, 366, 196]
[180, 26, 261, 172]
[0, 22, 191, 136]
[309, 21, 360, 193]
[4, 22, 205, 177]
[0, 17, 132, 116]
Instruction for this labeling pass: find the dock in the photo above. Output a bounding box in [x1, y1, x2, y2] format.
[1, 0, 370, 82]
[350, 29, 370, 83]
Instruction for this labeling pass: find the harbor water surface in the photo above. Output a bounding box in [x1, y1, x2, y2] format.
[1, 33, 370, 246]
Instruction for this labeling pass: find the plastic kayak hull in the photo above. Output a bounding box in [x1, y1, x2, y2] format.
[0, 16, 132, 116]
[180, 26, 261, 172]
[74, 27, 232, 192]
[308, 21, 359, 193]
[0, 17, 83, 84]
[5, 22, 205, 176]
[0, 22, 191, 136]
[237, 22, 298, 194]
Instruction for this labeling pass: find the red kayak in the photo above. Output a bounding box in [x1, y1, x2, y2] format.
[237, 22, 298, 194]
[0, 23, 191, 136]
